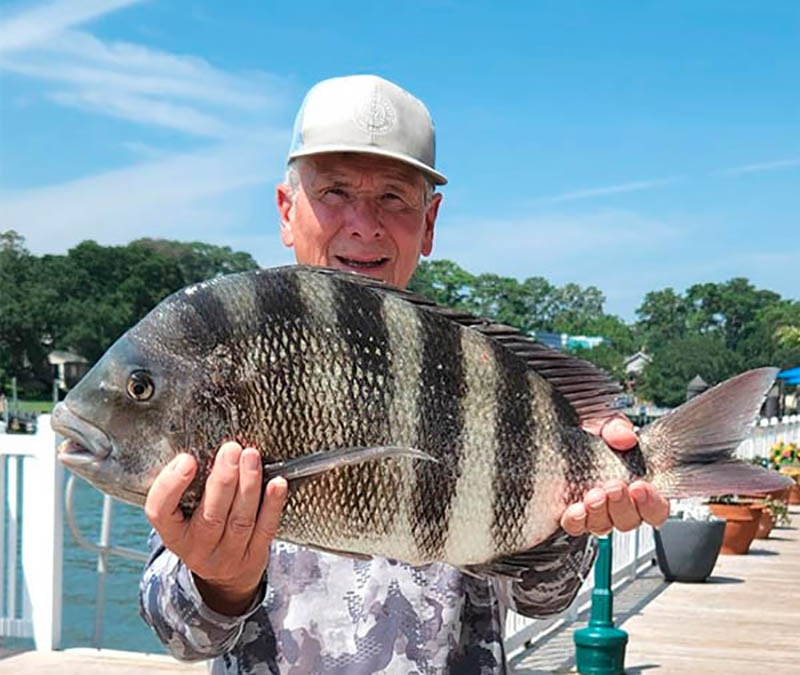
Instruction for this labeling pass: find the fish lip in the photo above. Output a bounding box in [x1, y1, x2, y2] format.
[51, 403, 113, 463]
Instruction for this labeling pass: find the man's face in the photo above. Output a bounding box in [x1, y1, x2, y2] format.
[277, 153, 442, 289]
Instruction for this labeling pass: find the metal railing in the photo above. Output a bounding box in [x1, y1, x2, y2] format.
[63, 474, 148, 646]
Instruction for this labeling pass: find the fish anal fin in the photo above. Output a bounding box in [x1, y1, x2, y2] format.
[463, 529, 597, 618]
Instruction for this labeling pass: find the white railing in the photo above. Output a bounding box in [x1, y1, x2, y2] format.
[2, 414, 797, 654]
[735, 414, 800, 461]
[0, 415, 63, 650]
[504, 526, 656, 656]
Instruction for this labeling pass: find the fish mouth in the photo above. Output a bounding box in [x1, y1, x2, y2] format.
[51, 402, 113, 467]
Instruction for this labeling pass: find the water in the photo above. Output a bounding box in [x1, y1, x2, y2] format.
[61, 475, 165, 653]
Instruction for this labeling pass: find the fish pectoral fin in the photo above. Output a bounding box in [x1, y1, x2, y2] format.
[264, 446, 436, 482]
[304, 542, 373, 562]
[463, 529, 597, 618]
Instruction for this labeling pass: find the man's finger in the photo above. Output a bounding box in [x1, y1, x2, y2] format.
[189, 442, 243, 548]
[600, 417, 638, 451]
[583, 487, 613, 536]
[630, 481, 670, 528]
[250, 476, 288, 554]
[560, 502, 588, 536]
[604, 480, 642, 532]
[218, 447, 263, 553]
[144, 453, 197, 551]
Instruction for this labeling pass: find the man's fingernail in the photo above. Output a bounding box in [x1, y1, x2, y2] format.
[607, 485, 624, 502]
[243, 451, 260, 471]
[226, 446, 241, 466]
[174, 455, 193, 476]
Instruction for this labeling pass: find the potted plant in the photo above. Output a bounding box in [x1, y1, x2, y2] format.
[707, 495, 760, 554]
[654, 500, 725, 582]
[770, 440, 800, 504]
[756, 496, 792, 539]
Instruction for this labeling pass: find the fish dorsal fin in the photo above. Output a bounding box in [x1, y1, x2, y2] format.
[294, 266, 621, 423]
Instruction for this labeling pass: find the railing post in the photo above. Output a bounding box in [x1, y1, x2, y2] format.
[21, 415, 63, 650]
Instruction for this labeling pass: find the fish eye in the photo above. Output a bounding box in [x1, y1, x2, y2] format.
[126, 370, 155, 401]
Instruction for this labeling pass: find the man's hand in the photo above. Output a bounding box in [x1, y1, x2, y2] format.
[560, 415, 669, 536]
[145, 442, 287, 616]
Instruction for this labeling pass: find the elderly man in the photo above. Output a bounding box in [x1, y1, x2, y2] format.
[140, 75, 668, 674]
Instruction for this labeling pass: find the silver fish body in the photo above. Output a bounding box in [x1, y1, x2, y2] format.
[51, 266, 791, 573]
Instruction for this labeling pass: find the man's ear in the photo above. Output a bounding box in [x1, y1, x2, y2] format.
[276, 183, 294, 248]
[421, 192, 442, 256]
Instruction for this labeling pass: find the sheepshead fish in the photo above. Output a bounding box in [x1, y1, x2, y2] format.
[51, 265, 790, 576]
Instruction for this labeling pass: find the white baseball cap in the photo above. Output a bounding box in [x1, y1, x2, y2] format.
[288, 74, 447, 185]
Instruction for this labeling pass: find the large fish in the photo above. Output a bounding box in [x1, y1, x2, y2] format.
[51, 265, 790, 576]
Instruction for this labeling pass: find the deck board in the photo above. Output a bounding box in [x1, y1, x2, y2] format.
[512, 505, 800, 674]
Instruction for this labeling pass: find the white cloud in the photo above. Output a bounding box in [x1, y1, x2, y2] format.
[0, 134, 289, 254]
[533, 177, 680, 204]
[49, 88, 235, 138]
[0, 0, 142, 53]
[0, 5, 286, 138]
[716, 157, 800, 176]
[0, 1, 297, 258]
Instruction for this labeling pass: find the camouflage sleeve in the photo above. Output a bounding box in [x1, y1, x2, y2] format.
[504, 531, 597, 618]
[138, 529, 268, 661]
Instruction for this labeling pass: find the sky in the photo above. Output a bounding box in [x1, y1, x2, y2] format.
[0, 0, 798, 321]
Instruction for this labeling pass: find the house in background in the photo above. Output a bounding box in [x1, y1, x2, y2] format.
[48, 350, 90, 392]
[623, 351, 652, 403]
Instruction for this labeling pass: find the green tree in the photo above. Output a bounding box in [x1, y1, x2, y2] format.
[131, 238, 259, 283]
[638, 333, 743, 407]
[635, 288, 689, 351]
[408, 259, 475, 308]
[685, 278, 781, 351]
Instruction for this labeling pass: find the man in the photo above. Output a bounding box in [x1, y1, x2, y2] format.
[140, 74, 668, 673]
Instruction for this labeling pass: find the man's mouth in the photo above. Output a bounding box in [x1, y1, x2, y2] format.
[335, 256, 390, 270]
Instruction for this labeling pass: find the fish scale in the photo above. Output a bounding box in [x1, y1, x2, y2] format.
[52, 265, 793, 584]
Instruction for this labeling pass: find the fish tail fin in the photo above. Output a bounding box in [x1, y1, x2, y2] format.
[638, 367, 793, 498]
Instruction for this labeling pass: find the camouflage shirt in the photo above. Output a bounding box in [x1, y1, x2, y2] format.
[139, 531, 594, 674]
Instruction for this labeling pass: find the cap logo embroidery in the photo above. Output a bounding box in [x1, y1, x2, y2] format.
[353, 92, 396, 135]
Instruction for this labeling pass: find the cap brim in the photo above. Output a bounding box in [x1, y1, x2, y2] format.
[288, 144, 447, 186]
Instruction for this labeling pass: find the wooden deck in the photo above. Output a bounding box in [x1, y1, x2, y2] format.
[2, 507, 798, 673]
[512, 505, 800, 674]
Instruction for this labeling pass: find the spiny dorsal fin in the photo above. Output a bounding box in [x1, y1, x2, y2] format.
[290, 265, 621, 423]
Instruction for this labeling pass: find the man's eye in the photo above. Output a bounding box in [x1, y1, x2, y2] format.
[321, 188, 349, 203]
[381, 193, 408, 211]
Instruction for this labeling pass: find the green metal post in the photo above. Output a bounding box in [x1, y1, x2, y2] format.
[573, 535, 628, 674]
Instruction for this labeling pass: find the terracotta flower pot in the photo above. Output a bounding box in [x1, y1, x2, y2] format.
[789, 484, 800, 506]
[755, 505, 777, 539]
[708, 503, 759, 554]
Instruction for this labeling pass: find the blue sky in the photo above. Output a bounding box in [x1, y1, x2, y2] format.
[1, 1, 797, 321]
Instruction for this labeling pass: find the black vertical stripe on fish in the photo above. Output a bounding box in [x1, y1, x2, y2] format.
[491, 342, 536, 551]
[177, 280, 236, 353]
[413, 311, 466, 559]
[249, 269, 321, 459]
[553, 392, 596, 504]
[330, 276, 393, 444]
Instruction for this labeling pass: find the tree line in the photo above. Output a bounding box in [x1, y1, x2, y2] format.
[2, 231, 798, 407]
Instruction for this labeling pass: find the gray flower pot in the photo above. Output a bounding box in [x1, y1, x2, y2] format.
[654, 518, 725, 582]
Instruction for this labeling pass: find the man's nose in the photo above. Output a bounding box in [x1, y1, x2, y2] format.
[344, 198, 384, 238]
